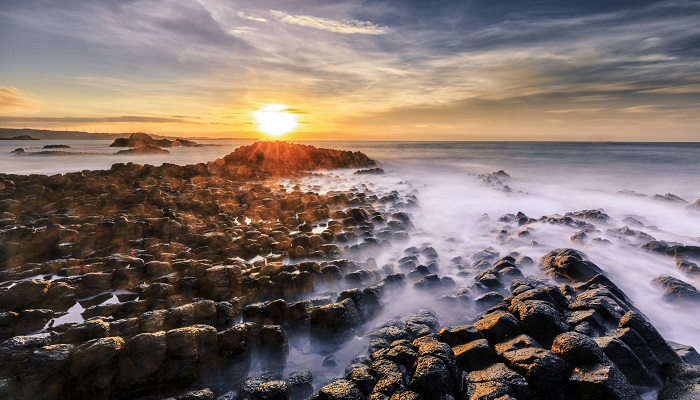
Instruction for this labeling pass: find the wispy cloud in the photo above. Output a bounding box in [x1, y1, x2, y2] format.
[237, 11, 266, 23]
[270, 10, 387, 35]
[0, 87, 37, 110]
[0, 116, 196, 124]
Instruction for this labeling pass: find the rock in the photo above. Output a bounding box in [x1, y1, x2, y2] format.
[659, 363, 700, 400]
[310, 299, 362, 346]
[114, 144, 170, 155]
[371, 358, 407, 395]
[19, 343, 75, 399]
[116, 331, 167, 396]
[618, 311, 683, 365]
[495, 336, 568, 400]
[551, 332, 606, 366]
[669, 342, 700, 365]
[540, 249, 604, 282]
[474, 310, 522, 344]
[322, 355, 338, 367]
[253, 380, 289, 400]
[594, 336, 659, 387]
[453, 339, 499, 372]
[462, 363, 530, 400]
[508, 300, 569, 348]
[438, 324, 483, 347]
[651, 276, 700, 302]
[567, 363, 641, 400]
[345, 363, 376, 395]
[313, 379, 366, 400]
[69, 337, 125, 399]
[286, 370, 314, 400]
[0, 279, 49, 312]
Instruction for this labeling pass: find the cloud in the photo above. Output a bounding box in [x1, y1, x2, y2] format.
[0, 87, 36, 110]
[270, 10, 387, 35]
[0, 115, 197, 124]
[237, 11, 266, 23]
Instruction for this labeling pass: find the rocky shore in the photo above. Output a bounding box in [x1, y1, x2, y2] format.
[0, 142, 698, 400]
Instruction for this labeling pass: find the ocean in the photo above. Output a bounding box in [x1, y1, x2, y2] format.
[2, 139, 700, 387]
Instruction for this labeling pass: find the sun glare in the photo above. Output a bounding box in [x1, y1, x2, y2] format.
[253, 104, 298, 137]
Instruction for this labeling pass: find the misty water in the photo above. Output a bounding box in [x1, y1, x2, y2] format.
[3, 140, 699, 387]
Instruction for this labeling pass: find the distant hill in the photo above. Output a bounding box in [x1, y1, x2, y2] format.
[0, 135, 40, 140]
[0, 128, 258, 141]
[0, 128, 125, 140]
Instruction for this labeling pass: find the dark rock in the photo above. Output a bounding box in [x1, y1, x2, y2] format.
[594, 336, 659, 387]
[659, 363, 700, 400]
[462, 363, 530, 400]
[509, 300, 569, 348]
[474, 310, 522, 344]
[309, 299, 362, 346]
[438, 324, 483, 347]
[495, 336, 568, 400]
[322, 355, 338, 367]
[253, 380, 289, 400]
[69, 336, 125, 399]
[345, 363, 376, 395]
[669, 342, 700, 365]
[313, 379, 366, 400]
[453, 339, 499, 372]
[619, 311, 683, 365]
[540, 249, 604, 282]
[651, 276, 700, 302]
[567, 363, 641, 400]
[286, 370, 314, 400]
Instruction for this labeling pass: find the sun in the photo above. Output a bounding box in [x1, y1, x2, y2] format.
[253, 104, 298, 137]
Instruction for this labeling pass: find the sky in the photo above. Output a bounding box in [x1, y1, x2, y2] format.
[0, 0, 699, 140]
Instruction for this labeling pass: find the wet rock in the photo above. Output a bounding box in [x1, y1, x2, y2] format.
[116, 331, 167, 396]
[669, 342, 700, 365]
[0, 279, 49, 312]
[438, 324, 483, 347]
[310, 298, 362, 346]
[463, 363, 530, 400]
[508, 300, 570, 348]
[453, 339, 498, 372]
[345, 363, 376, 394]
[474, 291, 504, 310]
[313, 379, 366, 400]
[540, 249, 604, 282]
[474, 310, 522, 344]
[69, 337, 125, 399]
[619, 311, 683, 365]
[651, 276, 700, 302]
[659, 363, 700, 400]
[567, 363, 641, 400]
[19, 343, 75, 399]
[371, 358, 407, 395]
[253, 380, 289, 400]
[495, 335, 568, 400]
[594, 336, 659, 387]
[286, 370, 314, 400]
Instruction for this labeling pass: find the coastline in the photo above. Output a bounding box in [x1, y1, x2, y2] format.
[0, 142, 698, 399]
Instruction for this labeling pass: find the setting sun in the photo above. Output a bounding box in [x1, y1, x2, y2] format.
[252, 104, 298, 137]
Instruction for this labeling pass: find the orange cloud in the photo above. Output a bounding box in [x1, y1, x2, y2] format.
[0, 87, 37, 110]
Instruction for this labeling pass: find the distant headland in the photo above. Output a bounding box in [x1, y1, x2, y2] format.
[0, 128, 257, 141]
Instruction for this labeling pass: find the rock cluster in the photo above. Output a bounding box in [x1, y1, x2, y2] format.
[0, 142, 397, 399]
[313, 249, 700, 400]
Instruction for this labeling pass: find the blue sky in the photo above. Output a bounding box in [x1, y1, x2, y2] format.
[0, 0, 699, 139]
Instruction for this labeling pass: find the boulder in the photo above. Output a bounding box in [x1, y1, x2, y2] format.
[462, 363, 531, 400]
[540, 249, 604, 282]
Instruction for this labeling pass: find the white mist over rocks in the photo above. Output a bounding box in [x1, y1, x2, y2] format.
[286, 141, 700, 374]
